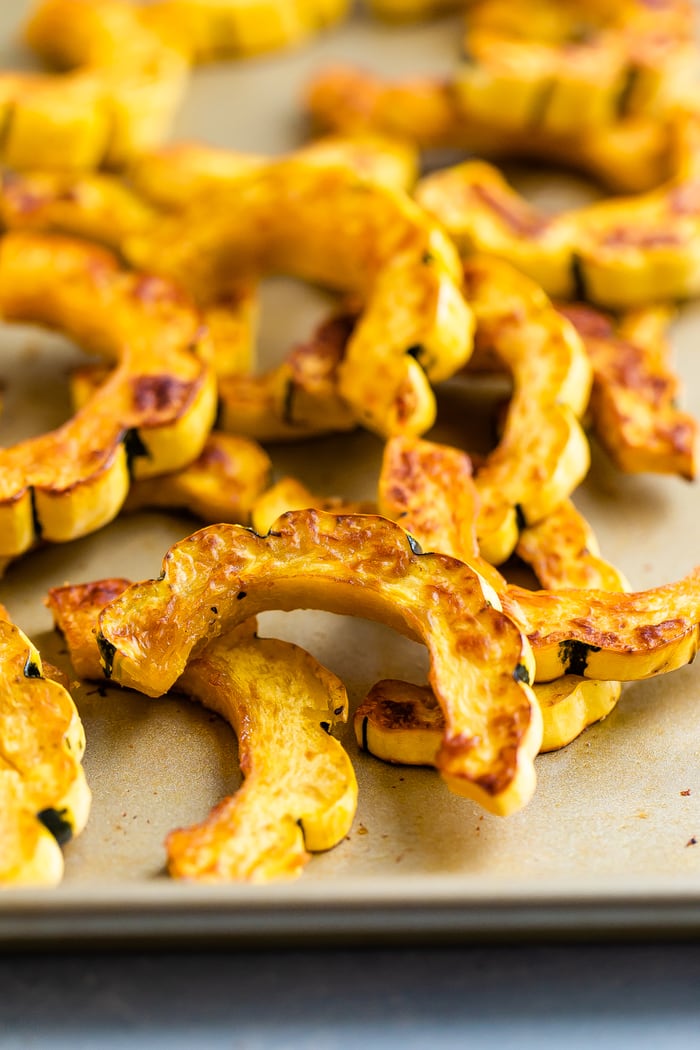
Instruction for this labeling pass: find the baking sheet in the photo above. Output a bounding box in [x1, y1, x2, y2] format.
[2, 0, 700, 946]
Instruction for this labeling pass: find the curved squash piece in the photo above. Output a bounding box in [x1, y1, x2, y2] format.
[305, 65, 679, 193]
[376, 434, 624, 743]
[415, 161, 577, 301]
[122, 434, 272, 525]
[512, 568, 700, 683]
[377, 434, 505, 593]
[20, 0, 348, 171]
[354, 675, 622, 762]
[96, 510, 541, 817]
[128, 134, 420, 207]
[558, 303, 698, 480]
[19, 0, 188, 170]
[68, 367, 273, 525]
[516, 500, 630, 593]
[138, 0, 350, 63]
[414, 152, 700, 309]
[463, 256, 592, 563]
[123, 160, 472, 438]
[454, 0, 696, 136]
[0, 232, 216, 560]
[47, 578, 357, 882]
[0, 613, 91, 887]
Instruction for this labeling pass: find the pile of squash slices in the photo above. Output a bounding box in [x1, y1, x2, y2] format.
[2, 0, 700, 886]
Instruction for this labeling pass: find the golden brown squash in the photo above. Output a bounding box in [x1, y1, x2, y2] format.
[68, 366, 273, 525]
[0, 232, 216, 561]
[19, 0, 188, 170]
[414, 151, 700, 309]
[455, 0, 696, 136]
[558, 303, 698, 480]
[354, 675, 622, 761]
[123, 159, 473, 438]
[305, 65, 682, 193]
[463, 256, 592, 564]
[96, 510, 541, 817]
[47, 578, 358, 882]
[516, 500, 630, 593]
[0, 611, 90, 887]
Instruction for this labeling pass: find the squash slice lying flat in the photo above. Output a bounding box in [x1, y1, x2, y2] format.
[47, 580, 357, 882]
[0, 607, 90, 887]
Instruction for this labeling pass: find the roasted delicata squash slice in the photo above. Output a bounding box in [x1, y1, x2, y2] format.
[516, 500, 630, 594]
[455, 0, 696, 136]
[122, 434, 272, 525]
[510, 569, 700, 683]
[217, 312, 358, 441]
[377, 434, 505, 593]
[0, 611, 90, 886]
[354, 675, 622, 761]
[0, 232, 216, 561]
[559, 303, 698, 480]
[128, 134, 420, 206]
[376, 434, 624, 747]
[48, 579, 357, 882]
[18, 0, 188, 170]
[415, 153, 700, 308]
[415, 160, 577, 301]
[462, 256, 592, 564]
[123, 159, 473, 437]
[305, 66, 682, 194]
[69, 367, 272, 524]
[95, 510, 541, 816]
[20, 0, 347, 172]
[1, 159, 472, 437]
[138, 0, 349, 63]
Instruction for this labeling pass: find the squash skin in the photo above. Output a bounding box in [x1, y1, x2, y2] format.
[96, 510, 541, 817]
[0, 611, 90, 887]
[47, 579, 358, 882]
[0, 232, 216, 560]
